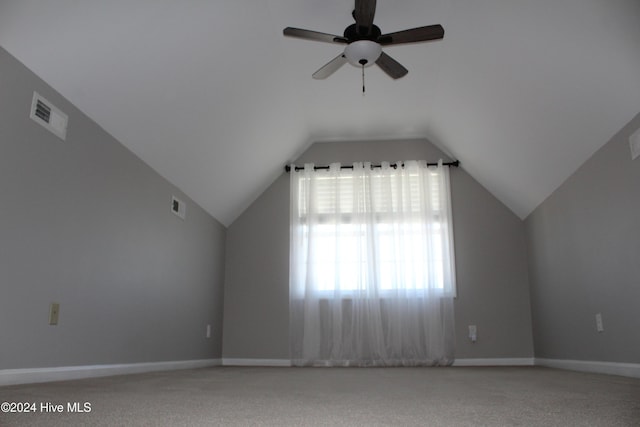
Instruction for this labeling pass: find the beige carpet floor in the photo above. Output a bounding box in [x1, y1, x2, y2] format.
[1, 366, 639, 426]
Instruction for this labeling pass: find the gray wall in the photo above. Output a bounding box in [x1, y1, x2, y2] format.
[0, 47, 226, 369]
[526, 112, 640, 363]
[223, 139, 533, 360]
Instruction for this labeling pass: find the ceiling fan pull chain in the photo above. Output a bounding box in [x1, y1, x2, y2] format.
[362, 63, 366, 95]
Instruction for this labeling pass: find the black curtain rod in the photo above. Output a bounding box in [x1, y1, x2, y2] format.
[285, 160, 459, 172]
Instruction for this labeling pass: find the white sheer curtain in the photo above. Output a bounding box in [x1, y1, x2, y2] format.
[289, 160, 456, 367]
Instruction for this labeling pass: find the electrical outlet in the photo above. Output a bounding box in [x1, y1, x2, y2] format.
[595, 313, 604, 332]
[49, 303, 60, 325]
[206, 324, 211, 338]
[468, 325, 477, 342]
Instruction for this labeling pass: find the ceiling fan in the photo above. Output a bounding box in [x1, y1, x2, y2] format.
[283, 0, 444, 83]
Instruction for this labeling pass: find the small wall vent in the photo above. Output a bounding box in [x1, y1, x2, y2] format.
[30, 92, 68, 140]
[171, 196, 186, 220]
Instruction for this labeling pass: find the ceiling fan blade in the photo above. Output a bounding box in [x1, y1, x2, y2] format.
[354, 0, 376, 35]
[283, 27, 348, 44]
[375, 51, 408, 79]
[312, 54, 348, 79]
[378, 24, 444, 45]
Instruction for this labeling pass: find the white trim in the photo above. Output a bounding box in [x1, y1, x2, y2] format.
[453, 358, 534, 367]
[221, 358, 535, 367]
[535, 358, 640, 379]
[0, 359, 222, 386]
[222, 358, 292, 367]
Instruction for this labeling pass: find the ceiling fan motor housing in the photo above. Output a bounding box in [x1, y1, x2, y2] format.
[344, 23, 382, 41]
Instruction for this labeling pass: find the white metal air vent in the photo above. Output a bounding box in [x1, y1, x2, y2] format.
[30, 92, 68, 140]
[171, 196, 186, 220]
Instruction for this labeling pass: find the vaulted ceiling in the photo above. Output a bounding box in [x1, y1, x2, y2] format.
[1, 0, 639, 226]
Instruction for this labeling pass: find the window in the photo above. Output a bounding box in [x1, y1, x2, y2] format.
[290, 161, 456, 298]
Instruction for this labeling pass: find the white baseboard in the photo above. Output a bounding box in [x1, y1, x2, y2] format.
[222, 358, 292, 367]
[222, 358, 535, 367]
[535, 358, 640, 379]
[0, 358, 222, 386]
[453, 358, 534, 367]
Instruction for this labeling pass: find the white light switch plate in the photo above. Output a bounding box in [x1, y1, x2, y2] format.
[49, 303, 60, 325]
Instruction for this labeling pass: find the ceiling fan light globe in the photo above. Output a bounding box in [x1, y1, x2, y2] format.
[344, 40, 382, 67]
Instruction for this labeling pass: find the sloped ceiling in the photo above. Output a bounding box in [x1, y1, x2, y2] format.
[1, 0, 638, 227]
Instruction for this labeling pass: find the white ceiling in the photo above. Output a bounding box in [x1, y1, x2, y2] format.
[1, 0, 639, 227]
